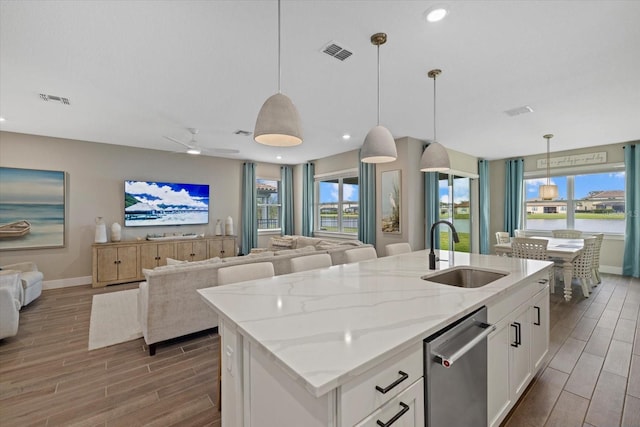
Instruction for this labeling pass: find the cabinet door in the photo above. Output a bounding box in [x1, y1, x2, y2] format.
[140, 243, 175, 270]
[488, 318, 512, 427]
[96, 247, 118, 282]
[175, 242, 193, 261]
[221, 238, 236, 258]
[176, 241, 208, 261]
[116, 246, 138, 281]
[355, 378, 424, 427]
[208, 239, 223, 258]
[191, 240, 207, 261]
[530, 287, 549, 374]
[510, 304, 532, 400]
[140, 244, 159, 270]
[156, 242, 175, 266]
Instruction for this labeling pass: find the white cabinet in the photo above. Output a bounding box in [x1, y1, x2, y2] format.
[487, 271, 550, 427]
[355, 378, 424, 427]
[530, 288, 550, 373]
[219, 332, 423, 427]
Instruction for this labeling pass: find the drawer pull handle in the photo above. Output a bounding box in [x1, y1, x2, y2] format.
[534, 306, 541, 326]
[376, 402, 410, 427]
[375, 371, 408, 394]
[538, 278, 549, 284]
[511, 323, 519, 347]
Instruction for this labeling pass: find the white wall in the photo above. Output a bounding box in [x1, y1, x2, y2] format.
[0, 131, 243, 285]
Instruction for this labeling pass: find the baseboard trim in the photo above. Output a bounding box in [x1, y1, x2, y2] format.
[43, 276, 92, 290]
[600, 265, 623, 275]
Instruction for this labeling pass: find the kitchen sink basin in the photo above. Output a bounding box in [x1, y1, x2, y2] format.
[421, 267, 508, 288]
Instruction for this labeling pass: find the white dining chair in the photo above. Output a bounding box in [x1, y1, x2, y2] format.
[511, 237, 548, 260]
[217, 262, 275, 286]
[290, 254, 332, 273]
[570, 237, 597, 298]
[514, 229, 526, 238]
[495, 232, 510, 244]
[552, 229, 582, 238]
[385, 242, 412, 256]
[345, 247, 378, 263]
[590, 233, 604, 286]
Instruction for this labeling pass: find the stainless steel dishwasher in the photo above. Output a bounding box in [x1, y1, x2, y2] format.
[424, 306, 495, 427]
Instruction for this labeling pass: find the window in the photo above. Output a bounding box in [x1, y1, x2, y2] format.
[438, 174, 472, 252]
[256, 178, 280, 231]
[316, 174, 359, 234]
[524, 170, 625, 234]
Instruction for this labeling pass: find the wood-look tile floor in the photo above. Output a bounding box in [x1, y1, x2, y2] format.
[1, 275, 637, 426]
[0, 283, 221, 427]
[505, 274, 640, 427]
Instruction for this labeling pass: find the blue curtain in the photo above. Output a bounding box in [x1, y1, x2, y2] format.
[358, 151, 376, 245]
[478, 159, 490, 254]
[623, 144, 639, 277]
[504, 158, 524, 236]
[301, 162, 315, 237]
[424, 171, 440, 249]
[280, 166, 293, 236]
[241, 162, 257, 255]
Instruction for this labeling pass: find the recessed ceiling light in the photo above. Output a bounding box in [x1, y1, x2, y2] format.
[425, 6, 448, 23]
[0, 117, 5, 122]
[342, 134, 351, 140]
[276, 155, 282, 160]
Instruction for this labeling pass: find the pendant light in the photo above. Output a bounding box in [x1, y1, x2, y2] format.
[254, 0, 303, 147]
[539, 134, 558, 200]
[420, 69, 451, 172]
[361, 32, 397, 163]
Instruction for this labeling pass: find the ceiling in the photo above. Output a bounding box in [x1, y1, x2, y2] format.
[1, 1, 639, 165]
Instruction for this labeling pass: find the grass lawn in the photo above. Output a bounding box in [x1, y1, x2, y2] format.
[440, 232, 470, 252]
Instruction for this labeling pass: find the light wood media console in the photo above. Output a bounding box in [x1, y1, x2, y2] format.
[91, 235, 237, 288]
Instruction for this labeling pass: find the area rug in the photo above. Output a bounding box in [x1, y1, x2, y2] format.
[88, 288, 142, 350]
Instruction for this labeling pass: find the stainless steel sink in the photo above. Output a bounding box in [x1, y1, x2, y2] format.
[421, 267, 508, 288]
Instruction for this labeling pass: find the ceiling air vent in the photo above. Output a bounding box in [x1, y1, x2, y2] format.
[233, 130, 252, 136]
[40, 93, 71, 105]
[321, 41, 353, 61]
[504, 105, 533, 117]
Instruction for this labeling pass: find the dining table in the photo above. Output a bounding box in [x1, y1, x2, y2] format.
[494, 236, 585, 302]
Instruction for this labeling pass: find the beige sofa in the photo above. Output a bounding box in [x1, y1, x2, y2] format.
[138, 238, 372, 355]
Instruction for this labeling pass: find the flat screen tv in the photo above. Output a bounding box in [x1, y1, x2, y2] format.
[124, 180, 209, 227]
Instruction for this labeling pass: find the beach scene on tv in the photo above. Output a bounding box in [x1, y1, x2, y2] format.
[124, 180, 209, 227]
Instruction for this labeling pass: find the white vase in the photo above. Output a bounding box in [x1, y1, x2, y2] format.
[225, 216, 234, 236]
[111, 222, 122, 242]
[94, 217, 107, 243]
[215, 219, 222, 236]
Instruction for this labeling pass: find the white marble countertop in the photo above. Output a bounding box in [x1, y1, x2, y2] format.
[198, 250, 551, 397]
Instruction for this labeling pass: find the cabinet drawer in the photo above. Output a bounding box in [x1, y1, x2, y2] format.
[355, 377, 424, 427]
[488, 269, 550, 324]
[340, 342, 422, 426]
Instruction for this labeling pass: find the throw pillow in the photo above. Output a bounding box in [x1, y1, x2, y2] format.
[269, 236, 295, 249]
[166, 257, 189, 265]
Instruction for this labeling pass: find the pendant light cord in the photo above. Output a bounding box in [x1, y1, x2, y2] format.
[277, 0, 281, 94]
[546, 137, 551, 185]
[433, 73, 437, 142]
[377, 43, 380, 125]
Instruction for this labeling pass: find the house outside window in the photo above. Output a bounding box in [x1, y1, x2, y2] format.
[256, 178, 280, 231]
[524, 170, 625, 234]
[315, 174, 359, 234]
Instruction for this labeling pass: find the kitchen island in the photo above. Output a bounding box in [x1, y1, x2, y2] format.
[198, 250, 553, 426]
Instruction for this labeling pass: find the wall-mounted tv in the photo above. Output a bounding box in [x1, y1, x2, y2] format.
[124, 180, 209, 227]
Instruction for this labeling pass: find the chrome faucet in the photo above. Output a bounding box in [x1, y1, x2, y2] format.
[429, 220, 460, 270]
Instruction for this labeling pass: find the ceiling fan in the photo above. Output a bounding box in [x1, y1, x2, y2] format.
[163, 128, 240, 156]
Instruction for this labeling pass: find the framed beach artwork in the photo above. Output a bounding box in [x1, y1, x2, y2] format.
[381, 169, 401, 233]
[0, 167, 66, 250]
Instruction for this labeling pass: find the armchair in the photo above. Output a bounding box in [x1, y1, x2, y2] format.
[0, 262, 43, 307]
[0, 270, 22, 339]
